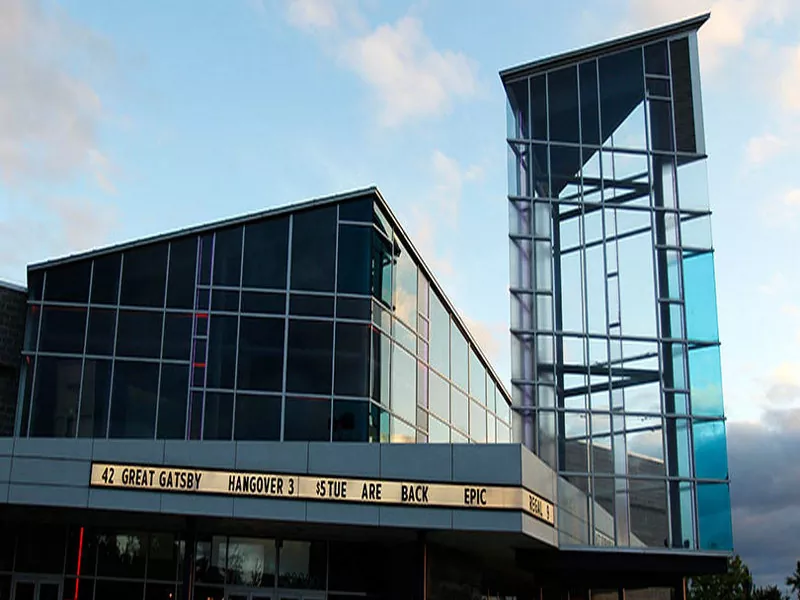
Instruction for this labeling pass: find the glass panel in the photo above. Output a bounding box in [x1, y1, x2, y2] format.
[548, 66, 579, 143]
[370, 401, 390, 442]
[278, 540, 326, 589]
[39, 306, 86, 354]
[158, 363, 189, 439]
[241, 291, 285, 314]
[234, 394, 281, 441]
[148, 533, 179, 581]
[120, 244, 169, 307]
[284, 397, 331, 441]
[684, 253, 719, 342]
[203, 392, 233, 440]
[225, 537, 276, 587]
[469, 400, 486, 442]
[666, 418, 692, 477]
[237, 317, 284, 392]
[116, 309, 163, 358]
[506, 77, 530, 138]
[688, 346, 724, 417]
[44, 261, 91, 303]
[371, 230, 393, 306]
[429, 370, 449, 421]
[198, 235, 213, 286]
[394, 238, 417, 326]
[334, 322, 370, 397]
[336, 296, 370, 320]
[693, 419, 728, 479]
[599, 48, 645, 147]
[371, 330, 391, 406]
[681, 216, 712, 250]
[289, 294, 333, 318]
[206, 315, 238, 390]
[211, 289, 240, 312]
[291, 207, 337, 292]
[80, 308, 114, 356]
[109, 361, 159, 438]
[243, 216, 289, 289]
[645, 42, 668, 75]
[449, 323, 468, 391]
[579, 60, 600, 146]
[677, 156, 710, 211]
[162, 313, 193, 360]
[78, 359, 112, 437]
[391, 416, 416, 443]
[394, 319, 416, 354]
[339, 197, 372, 222]
[626, 415, 665, 475]
[629, 479, 668, 547]
[648, 99, 674, 152]
[91, 254, 121, 305]
[337, 225, 372, 295]
[29, 356, 81, 437]
[96, 532, 146, 577]
[145, 583, 177, 600]
[332, 399, 369, 442]
[286, 320, 333, 395]
[428, 415, 450, 442]
[530, 75, 547, 140]
[391, 344, 416, 424]
[670, 37, 698, 154]
[450, 386, 468, 434]
[697, 483, 733, 550]
[646, 77, 671, 97]
[468, 348, 486, 405]
[167, 238, 197, 309]
[429, 293, 449, 376]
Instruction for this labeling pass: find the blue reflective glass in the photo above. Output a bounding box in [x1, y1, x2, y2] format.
[697, 482, 733, 551]
[670, 480, 696, 549]
[693, 419, 728, 480]
[688, 346, 724, 417]
[683, 252, 720, 341]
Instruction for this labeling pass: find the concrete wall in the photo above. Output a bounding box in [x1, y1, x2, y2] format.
[0, 283, 26, 436]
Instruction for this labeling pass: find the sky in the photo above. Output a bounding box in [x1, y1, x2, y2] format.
[0, 0, 799, 587]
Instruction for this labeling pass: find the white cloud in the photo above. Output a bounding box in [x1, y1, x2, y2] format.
[783, 188, 800, 207]
[745, 133, 789, 165]
[431, 150, 483, 220]
[341, 17, 478, 126]
[780, 45, 800, 111]
[285, 0, 339, 31]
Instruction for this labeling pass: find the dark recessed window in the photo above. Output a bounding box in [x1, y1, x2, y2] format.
[116, 310, 164, 359]
[286, 320, 333, 395]
[38, 306, 87, 354]
[44, 261, 91, 303]
[23, 306, 40, 352]
[548, 66, 579, 144]
[203, 392, 233, 440]
[120, 244, 168, 307]
[109, 361, 159, 438]
[162, 313, 193, 361]
[237, 317, 284, 392]
[371, 231, 393, 307]
[213, 227, 243, 287]
[86, 308, 116, 356]
[242, 216, 289, 289]
[334, 323, 370, 397]
[289, 294, 334, 318]
[291, 207, 336, 292]
[207, 316, 238, 389]
[645, 41, 669, 75]
[29, 356, 82, 437]
[599, 48, 645, 146]
[167, 237, 197, 309]
[336, 297, 370, 320]
[332, 400, 369, 442]
[78, 359, 112, 437]
[157, 364, 189, 439]
[670, 37, 697, 154]
[198, 234, 213, 286]
[91, 254, 121, 305]
[579, 60, 600, 146]
[28, 270, 44, 301]
[241, 291, 285, 314]
[211, 289, 240, 312]
[337, 226, 372, 295]
[284, 396, 331, 441]
[234, 394, 281, 441]
[338, 197, 373, 222]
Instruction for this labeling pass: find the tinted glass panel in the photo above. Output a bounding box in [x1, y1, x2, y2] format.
[158, 363, 189, 439]
[336, 297, 371, 320]
[203, 392, 233, 440]
[332, 399, 369, 442]
[116, 310, 163, 358]
[291, 207, 336, 292]
[548, 66, 579, 143]
[234, 394, 281, 440]
[91, 254, 121, 304]
[286, 320, 333, 395]
[339, 197, 373, 222]
[28, 270, 44, 301]
[109, 361, 159, 438]
[120, 244, 168, 307]
[213, 227, 243, 286]
[371, 230, 393, 306]
[162, 313, 193, 360]
[167, 238, 197, 309]
[391, 344, 416, 424]
[242, 216, 289, 289]
[670, 37, 697, 154]
[371, 331, 391, 406]
[147, 533, 179, 581]
[241, 291, 285, 314]
[429, 293, 449, 376]
[39, 306, 86, 354]
[86, 308, 116, 355]
[579, 60, 600, 145]
[44, 261, 91, 303]
[334, 322, 370, 397]
[198, 235, 213, 285]
[450, 324, 469, 391]
[290, 294, 334, 317]
[30, 356, 82, 437]
[284, 396, 331, 441]
[207, 316, 238, 389]
[395, 239, 417, 326]
[237, 317, 284, 392]
[599, 48, 645, 146]
[96, 533, 146, 577]
[645, 42, 669, 74]
[337, 225, 372, 295]
[211, 289, 240, 311]
[79, 359, 112, 437]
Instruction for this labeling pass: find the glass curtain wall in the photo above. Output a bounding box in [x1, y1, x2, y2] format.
[505, 33, 731, 551]
[17, 196, 512, 445]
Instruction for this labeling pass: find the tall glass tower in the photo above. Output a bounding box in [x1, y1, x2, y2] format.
[502, 14, 732, 554]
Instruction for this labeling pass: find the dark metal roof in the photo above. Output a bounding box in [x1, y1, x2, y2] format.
[499, 13, 710, 82]
[0, 278, 26, 293]
[26, 186, 514, 405]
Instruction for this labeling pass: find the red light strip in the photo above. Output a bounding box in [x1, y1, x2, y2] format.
[74, 526, 84, 600]
[193, 362, 206, 368]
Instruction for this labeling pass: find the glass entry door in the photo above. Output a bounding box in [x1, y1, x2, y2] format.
[11, 577, 61, 600]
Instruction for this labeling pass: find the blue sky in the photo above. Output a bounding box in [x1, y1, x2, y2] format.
[1, 0, 799, 583]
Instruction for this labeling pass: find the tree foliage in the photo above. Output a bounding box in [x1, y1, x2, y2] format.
[688, 556, 795, 600]
[787, 561, 800, 600]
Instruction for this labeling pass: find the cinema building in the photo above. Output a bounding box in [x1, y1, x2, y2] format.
[0, 13, 731, 600]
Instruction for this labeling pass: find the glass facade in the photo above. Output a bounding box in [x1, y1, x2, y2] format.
[504, 28, 731, 551]
[16, 194, 512, 445]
